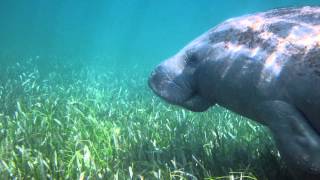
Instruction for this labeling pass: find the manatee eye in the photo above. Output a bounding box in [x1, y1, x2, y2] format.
[185, 44, 210, 66]
[185, 50, 198, 65]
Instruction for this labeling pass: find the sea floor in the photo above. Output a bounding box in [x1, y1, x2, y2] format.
[0, 59, 292, 179]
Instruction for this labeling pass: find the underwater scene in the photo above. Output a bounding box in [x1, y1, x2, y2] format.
[1, 0, 320, 179]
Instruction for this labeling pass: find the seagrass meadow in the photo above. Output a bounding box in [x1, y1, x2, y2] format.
[0, 59, 291, 180]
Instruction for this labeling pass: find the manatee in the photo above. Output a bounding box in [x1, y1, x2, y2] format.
[149, 6, 320, 178]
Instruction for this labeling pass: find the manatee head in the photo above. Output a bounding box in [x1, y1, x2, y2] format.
[149, 36, 215, 112]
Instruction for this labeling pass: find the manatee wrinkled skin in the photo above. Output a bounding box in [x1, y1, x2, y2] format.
[149, 6, 320, 179]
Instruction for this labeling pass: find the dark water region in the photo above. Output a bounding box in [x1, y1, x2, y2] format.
[0, 0, 320, 179]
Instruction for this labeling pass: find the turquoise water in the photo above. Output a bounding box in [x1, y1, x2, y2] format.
[1, 1, 320, 179]
[0, 0, 319, 69]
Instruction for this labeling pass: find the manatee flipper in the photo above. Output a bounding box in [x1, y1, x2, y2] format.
[256, 100, 320, 177]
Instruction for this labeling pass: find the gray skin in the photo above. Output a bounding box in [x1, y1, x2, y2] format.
[149, 6, 320, 178]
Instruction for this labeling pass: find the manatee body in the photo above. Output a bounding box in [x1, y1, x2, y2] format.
[149, 6, 320, 178]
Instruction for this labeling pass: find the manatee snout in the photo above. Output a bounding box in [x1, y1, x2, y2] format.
[149, 54, 213, 112]
[148, 66, 166, 94]
[148, 63, 193, 105]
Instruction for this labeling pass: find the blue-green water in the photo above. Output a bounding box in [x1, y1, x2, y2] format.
[1, 0, 319, 69]
[1, 1, 320, 179]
